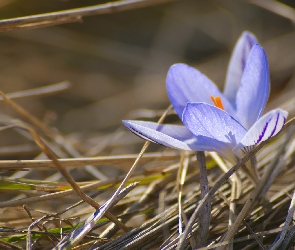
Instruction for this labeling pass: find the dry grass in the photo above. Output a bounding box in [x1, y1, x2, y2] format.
[0, 1, 294, 249]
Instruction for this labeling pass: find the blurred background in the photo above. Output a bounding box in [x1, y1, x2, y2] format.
[0, 0, 294, 153]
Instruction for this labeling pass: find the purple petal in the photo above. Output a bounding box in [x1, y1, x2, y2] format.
[182, 103, 247, 162]
[233, 109, 288, 157]
[236, 44, 270, 129]
[166, 63, 235, 119]
[224, 31, 258, 106]
[122, 120, 207, 151]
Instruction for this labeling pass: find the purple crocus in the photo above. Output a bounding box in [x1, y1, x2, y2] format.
[123, 32, 288, 164]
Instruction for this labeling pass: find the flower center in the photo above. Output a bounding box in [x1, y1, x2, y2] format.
[210, 96, 224, 110]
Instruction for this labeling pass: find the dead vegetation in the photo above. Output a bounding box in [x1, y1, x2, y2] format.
[0, 0, 294, 249]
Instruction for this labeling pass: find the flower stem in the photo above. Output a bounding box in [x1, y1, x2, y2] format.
[196, 151, 211, 247]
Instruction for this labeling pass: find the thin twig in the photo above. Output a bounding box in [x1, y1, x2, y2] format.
[28, 129, 129, 232]
[0, 81, 71, 101]
[209, 152, 240, 250]
[228, 182, 238, 250]
[176, 117, 295, 250]
[269, 181, 295, 249]
[26, 205, 58, 250]
[66, 104, 173, 248]
[176, 152, 192, 244]
[0, 176, 120, 208]
[243, 220, 266, 250]
[218, 124, 295, 249]
[0, 0, 178, 32]
[248, 0, 295, 22]
[0, 90, 109, 180]
[0, 90, 128, 232]
[53, 182, 138, 250]
[280, 226, 295, 249]
[209, 152, 242, 198]
[0, 152, 180, 170]
[107, 105, 172, 193]
[100, 172, 177, 239]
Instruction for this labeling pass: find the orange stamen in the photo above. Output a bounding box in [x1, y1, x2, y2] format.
[210, 96, 224, 110]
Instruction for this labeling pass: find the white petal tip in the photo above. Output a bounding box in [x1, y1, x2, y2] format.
[232, 109, 288, 157]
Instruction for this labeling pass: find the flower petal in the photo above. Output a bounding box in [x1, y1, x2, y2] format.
[233, 109, 288, 157]
[224, 31, 258, 107]
[236, 44, 270, 129]
[166, 63, 235, 119]
[182, 103, 247, 162]
[122, 120, 207, 151]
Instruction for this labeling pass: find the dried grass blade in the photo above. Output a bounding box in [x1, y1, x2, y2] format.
[269, 177, 295, 248]
[100, 173, 177, 239]
[228, 182, 238, 250]
[0, 178, 119, 208]
[28, 129, 128, 232]
[218, 123, 295, 249]
[0, 100, 128, 233]
[90, 104, 172, 228]
[209, 152, 242, 198]
[249, 0, 295, 22]
[52, 182, 138, 250]
[0, 152, 180, 170]
[0, 81, 71, 101]
[176, 151, 189, 235]
[176, 117, 295, 250]
[0, 0, 178, 32]
[0, 90, 108, 180]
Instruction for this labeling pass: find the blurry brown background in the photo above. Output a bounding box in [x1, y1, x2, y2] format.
[0, 0, 294, 148]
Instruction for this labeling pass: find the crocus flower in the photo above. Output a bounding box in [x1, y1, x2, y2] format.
[123, 32, 288, 164]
